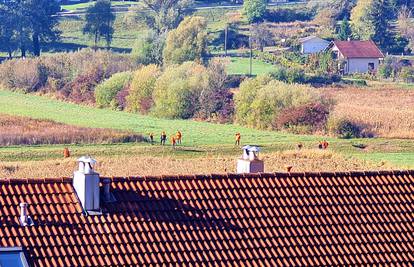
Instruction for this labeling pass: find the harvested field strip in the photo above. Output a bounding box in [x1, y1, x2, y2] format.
[0, 114, 143, 146]
[0, 149, 390, 178]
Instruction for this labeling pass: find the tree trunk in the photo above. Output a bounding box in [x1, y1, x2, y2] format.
[94, 32, 98, 51]
[21, 44, 26, 58]
[33, 32, 40, 56]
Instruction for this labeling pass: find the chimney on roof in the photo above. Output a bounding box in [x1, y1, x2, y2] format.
[19, 203, 33, 226]
[236, 146, 264, 174]
[73, 156, 100, 212]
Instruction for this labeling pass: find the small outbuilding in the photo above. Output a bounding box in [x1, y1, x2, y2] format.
[299, 36, 330, 54]
[329, 40, 384, 74]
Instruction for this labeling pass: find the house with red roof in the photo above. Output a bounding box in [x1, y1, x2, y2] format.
[1, 154, 414, 266]
[328, 40, 384, 74]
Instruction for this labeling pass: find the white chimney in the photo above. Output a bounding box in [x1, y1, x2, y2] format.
[19, 203, 33, 226]
[73, 156, 100, 212]
[236, 146, 264, 174]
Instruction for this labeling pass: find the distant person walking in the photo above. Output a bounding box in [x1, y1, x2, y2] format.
[160, 131, 167, 145]
[149, 133, 154, 144]
[235, 133, 241, 146]
[176, 130, 182, 144]
[170, 135, 176, 149]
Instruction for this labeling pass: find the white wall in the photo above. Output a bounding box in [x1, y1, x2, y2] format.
[301, 39, 330, 54]
[346, 58, 380, 74]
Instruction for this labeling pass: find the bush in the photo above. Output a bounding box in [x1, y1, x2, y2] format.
[235, 76, 327, 130]
[126, 65, 161, 114]
[305, 74, 341, 85]
[0, 58, 44, 92]
[152, 62, 208, 119]
[95, 71, 132, 109]
[197, 58, 234, 122]
[265, 8, 313, 23]
[276, 102, 332, 133]
[327, 117, 362, 139]
[269, 66, 305, 84]
[400, 67, 414, 83]
[60, 67, 104, 104]
[0, 49, 136, 99]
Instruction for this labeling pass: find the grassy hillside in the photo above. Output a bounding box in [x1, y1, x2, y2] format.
[0, 90, 317, 147]
[1, 90, 414, 169]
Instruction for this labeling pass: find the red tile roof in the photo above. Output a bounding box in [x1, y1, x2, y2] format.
[1, 171, 414, 266]
[333, 40, 384, 58]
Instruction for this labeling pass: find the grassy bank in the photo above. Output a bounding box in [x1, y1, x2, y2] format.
[1, 90, 414, 170]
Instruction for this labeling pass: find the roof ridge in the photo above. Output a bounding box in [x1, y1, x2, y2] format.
[103, 169, 414, 182]
[0, 177, 72, 184]
[1, 170, 412, 184]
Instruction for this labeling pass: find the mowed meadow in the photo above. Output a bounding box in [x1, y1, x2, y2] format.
[1, 88, 414, 179]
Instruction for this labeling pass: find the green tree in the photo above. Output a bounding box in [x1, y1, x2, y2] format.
[338, 18, 352, 40]
[83, 0, 115, 48]
[163, 16, 207, 65]
[132, 30, 165, 65]
[243, 0, 267, 23]
[351, 0, 397, 51]
[152, 62, 208, 119]
[126, 64, 161, 114]
[137, 0, 192, 34]
[0, 0, 60, 57]
[369, 0, 397, 50]
[95, 71, 132, 109]
[0, 1, 17, 58]
[350, 0, 374, 40]
[29, 0, 61, 56]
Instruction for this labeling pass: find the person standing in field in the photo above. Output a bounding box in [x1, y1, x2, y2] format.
[170, 135, 176, 149]
[160, 131, 167, 145]
[149, 133, 154, 144]
[235, 132, 241, 146]
[176, 130, 182, 144]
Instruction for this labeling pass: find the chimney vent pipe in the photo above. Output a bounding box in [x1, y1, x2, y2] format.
[19, 203, 33, 226]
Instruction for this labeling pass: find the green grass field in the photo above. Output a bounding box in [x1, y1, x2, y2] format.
[226, 57, 276, 75]
[61, 1, 138, 11]
[1, 89, 414, 168]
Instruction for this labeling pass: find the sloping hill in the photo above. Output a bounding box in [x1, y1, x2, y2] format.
[0, 90, 317, 146]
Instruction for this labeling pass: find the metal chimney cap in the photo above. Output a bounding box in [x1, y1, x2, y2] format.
[77, 156, 97, 164]
[248, 146, 260, 152]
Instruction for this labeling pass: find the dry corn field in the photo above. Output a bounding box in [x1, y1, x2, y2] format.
[324, 86, 414, 139]
[0, 114, 143, 145]
[0, 150, 391, 178]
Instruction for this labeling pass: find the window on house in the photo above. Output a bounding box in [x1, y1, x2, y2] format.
[0, 247, 30, 267]
[368, 63, 375, 70]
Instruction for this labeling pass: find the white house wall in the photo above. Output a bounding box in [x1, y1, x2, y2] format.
[347, 58, 380, 74]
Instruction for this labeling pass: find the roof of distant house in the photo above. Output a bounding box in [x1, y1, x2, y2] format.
[332, 40, 384, 58]
[1, 170, 414, 266]
[299, 36, 329, 43]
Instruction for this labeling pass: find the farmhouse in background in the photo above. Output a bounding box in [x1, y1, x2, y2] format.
[299, 35, 330, 54]
[328, 40, 384, 74]
[2, 155, 414, 265]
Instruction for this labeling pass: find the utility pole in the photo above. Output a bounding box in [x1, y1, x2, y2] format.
[249, 25, 252, 76]
[224, 24, 228, 56]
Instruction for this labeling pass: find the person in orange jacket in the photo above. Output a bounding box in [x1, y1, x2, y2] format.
[176, 130, 182, 144]
[235, 133, 241, 146]
[170, 135, 176, 149]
